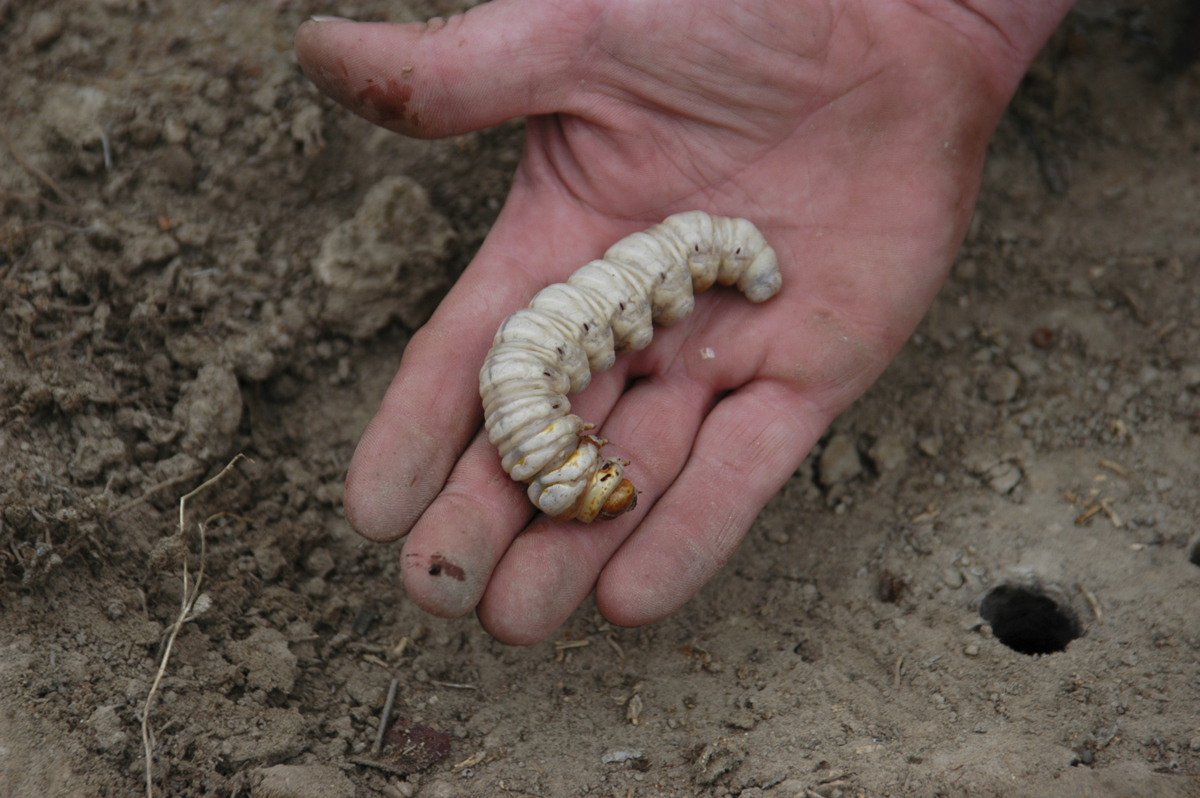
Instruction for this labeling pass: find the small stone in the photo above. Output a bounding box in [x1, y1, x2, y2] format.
[86, 220, 122, 250]
[1009, 353, 1044, 381]
[693, 738, 747, 786]
[163, 117, 189, 145]
[300, 577, 328, 598]
[626, 694, 643, 725]
[252, 764, 355, 798]
[940, 568, 965, 589]
[774, 779, 810, 798]
[764, 527, 789, 545]
[725, 709, 757, 730]
[416, 782, 458, 798]
[918, 435, 942, 458]
[983, 461, 1022, 494]
[983, 367, 1021, 404]
[1189, 737, 1200, 753]
[1181, 365, 1200, 388]
[125, 234, 180, 272]
[601, 748, 645, 764]
[818, 434, 862, 486]
[253, 544, 288, 582]
[867, 433, 909, 472]
[305, 548, 335, 577]
[963, 644, 980, 657]
[174, 222, 212, 248]
[26, 10, 65, 49]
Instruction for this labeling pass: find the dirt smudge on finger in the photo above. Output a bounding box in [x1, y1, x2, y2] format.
[427, 553, 465, 581]
[358, 78, 412, 124]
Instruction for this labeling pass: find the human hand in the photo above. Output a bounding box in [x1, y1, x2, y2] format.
[296, 0, 1073, 644]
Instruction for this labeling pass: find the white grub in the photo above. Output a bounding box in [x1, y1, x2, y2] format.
[480, 211, 781, 522]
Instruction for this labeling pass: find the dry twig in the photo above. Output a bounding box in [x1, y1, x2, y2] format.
[139, 454, 247, 798]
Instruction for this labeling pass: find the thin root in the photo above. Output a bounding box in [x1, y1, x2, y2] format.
[139, 454, 249, 798]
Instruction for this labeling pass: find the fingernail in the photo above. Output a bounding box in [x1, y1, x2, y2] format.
[309, 14, 353, 22]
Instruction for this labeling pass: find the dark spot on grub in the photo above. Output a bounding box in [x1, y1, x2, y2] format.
[428, 554, 465, 581]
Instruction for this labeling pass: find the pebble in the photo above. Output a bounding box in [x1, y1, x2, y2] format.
[983, 462, 1022, 494]
[601, 748, 644, 764]
[252, 764, 355, 798]
[163, 117, 189, 145]
[1009, 353, 1044, 380]
[773, 779, 811, 798]
[174, 221, 212, 248]
[983, 366, 1021, 404]
[415, 781, 458, 798]
[867, 433, 909, 472]
[940, 568, 965, 589]
[125, 233, 180, 272]
[819, 434, 862, 486]
[305, 548, 335, 577]
[26, 10, 65, 49]
[918, 435, 942, 457]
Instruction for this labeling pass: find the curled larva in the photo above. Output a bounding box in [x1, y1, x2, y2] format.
[479, 211, 782, 523]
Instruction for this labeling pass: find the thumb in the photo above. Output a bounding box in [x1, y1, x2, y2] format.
[295, 2, 588, 138]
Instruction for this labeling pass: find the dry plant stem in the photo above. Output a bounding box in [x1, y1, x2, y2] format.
[372, 678, 400, 756]
[140, 454, 248, 798]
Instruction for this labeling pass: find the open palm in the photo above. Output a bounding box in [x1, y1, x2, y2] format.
[296, 0, 1072, 643]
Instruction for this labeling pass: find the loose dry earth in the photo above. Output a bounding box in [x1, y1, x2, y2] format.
[1, 2, 1199, 797]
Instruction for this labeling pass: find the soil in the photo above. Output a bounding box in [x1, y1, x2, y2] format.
[1, 2, 1199, 797]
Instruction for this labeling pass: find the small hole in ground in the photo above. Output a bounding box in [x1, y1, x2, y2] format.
[979, 584, 1081, 655]
[1188, 537, 1200, 568]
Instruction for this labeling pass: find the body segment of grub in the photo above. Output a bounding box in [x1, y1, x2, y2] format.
[480, 211, 782, 522]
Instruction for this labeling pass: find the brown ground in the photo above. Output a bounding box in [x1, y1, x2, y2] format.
[2, 2, 1199, 797]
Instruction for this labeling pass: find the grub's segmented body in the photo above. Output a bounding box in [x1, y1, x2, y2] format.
[480, 211, 782, 522]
